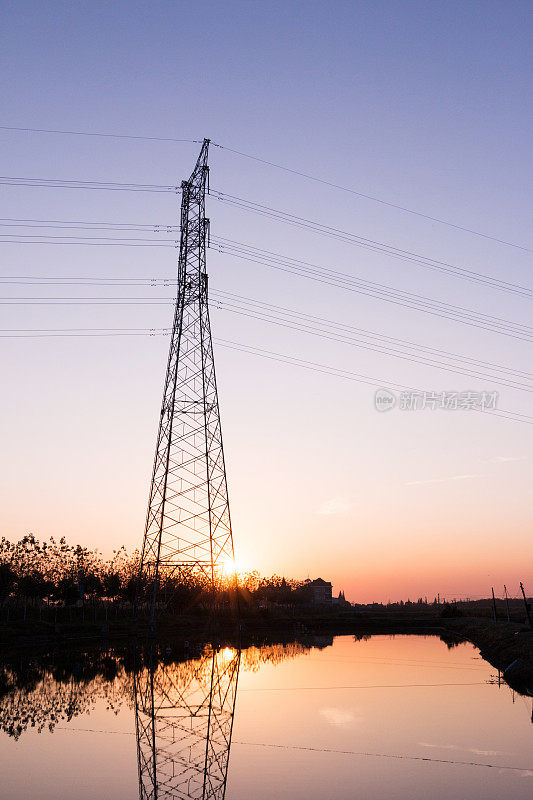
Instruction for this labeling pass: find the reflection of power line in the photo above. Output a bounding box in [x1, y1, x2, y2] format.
[239, 681, 486, 692]
[134, 647, 240, 799]
[233, 740, 533, 774]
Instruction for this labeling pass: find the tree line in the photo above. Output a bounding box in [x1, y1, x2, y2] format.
[0, 534, 139, 606]
[0, 534, 314, 611]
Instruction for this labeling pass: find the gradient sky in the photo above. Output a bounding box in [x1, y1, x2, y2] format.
[1, 1, 532, 602]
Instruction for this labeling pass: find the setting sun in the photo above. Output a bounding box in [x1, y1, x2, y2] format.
[222, 555, 249, 576]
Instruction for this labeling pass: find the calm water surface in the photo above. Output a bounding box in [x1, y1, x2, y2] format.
[1, 634, 531, 799]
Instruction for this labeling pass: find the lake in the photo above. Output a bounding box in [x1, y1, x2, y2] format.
[1, 634, 531, 799]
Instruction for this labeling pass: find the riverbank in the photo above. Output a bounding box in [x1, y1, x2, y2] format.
[0, 610, 442, 650]
[441, 617, 533, 692]
[2, 610, 532, 683]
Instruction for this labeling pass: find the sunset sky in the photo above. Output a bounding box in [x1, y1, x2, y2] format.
[1, 1, 532, 602]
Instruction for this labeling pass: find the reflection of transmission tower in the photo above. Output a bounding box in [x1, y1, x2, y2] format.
[137, 139, 235, 619]
[134, 647, 240, 800]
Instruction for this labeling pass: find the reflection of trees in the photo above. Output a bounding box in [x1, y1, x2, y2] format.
[135, 647, 240, 799]
[240, 641, 309, 671]
[0, 637, 318, 742]
[0, 651, 133, 740]
[439, 633, 463, 649]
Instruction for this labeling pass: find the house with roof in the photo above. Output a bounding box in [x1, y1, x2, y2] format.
[304, 577, 333, 604]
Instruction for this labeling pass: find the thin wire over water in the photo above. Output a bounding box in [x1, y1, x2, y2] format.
[52, 727, 533, 774]
[238, 681, 488, 691]
[233, 741, 533, 775]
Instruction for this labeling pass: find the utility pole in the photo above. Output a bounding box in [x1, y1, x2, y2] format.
[503, 584, 511, 623]
[520, 582, 532, 628]
[137, 140, 236, 625]
[491, 586, 497, 622]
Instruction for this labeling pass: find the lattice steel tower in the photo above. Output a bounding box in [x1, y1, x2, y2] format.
[138, 139, 235, 619]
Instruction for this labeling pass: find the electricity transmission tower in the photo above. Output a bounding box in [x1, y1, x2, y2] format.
[134, 646, 240, 800]
[137, 139, 235, 620]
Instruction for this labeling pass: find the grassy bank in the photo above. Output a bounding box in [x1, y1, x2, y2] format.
[441, 617, 533, 691]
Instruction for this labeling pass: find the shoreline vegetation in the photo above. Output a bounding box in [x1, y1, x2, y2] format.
[1, 610, 532, 694]
[1, 616, 532, 698]
[1, 534, 532, 692]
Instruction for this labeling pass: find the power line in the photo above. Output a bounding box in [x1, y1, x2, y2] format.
[3, 283, 530, 380]
[2, 204, 531, 299]
[16, 303, 533, 386]
[2, 226, 532, 339]
[211, 142, 533, 255]
[217, 339, 533, 427]
[0, 330, 169, 338]
[213, 291, 533, 380]
[0, 176, 178, 193]
[2, 124, 530, 253]
[0, 239, 175, 247]
[0, 300, 170, 304]
[2, 279, 532, 343]
[0, 279, 177, 286]
[211, 192, 533, 298]
[0, 217, 179, 231]
[5, 222, 532, 303]
[2, 329, 531, 424]
[3, 288, 532, 340]
[0, 124, 200, 144]
[210, 239, 533, 342]
[3, 303, 530, 391]
[0, 327, 170, 331]
[0, 234, 177, 242]
[210, 296, 533, 391]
